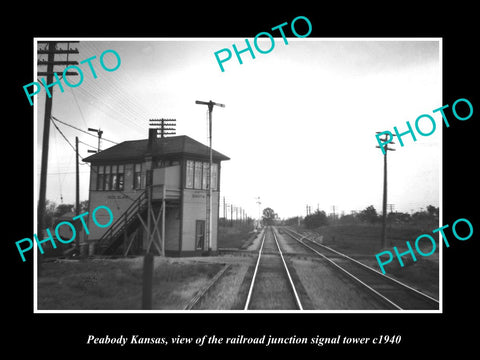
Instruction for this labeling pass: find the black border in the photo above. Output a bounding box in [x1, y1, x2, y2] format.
[7, 4, 479, 356]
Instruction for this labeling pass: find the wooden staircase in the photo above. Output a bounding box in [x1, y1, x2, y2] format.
[98, 191, 148, 255]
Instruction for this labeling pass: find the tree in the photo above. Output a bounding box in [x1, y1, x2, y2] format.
[303, 210, 328, 229]
[77, 200, 89, 213]
[54, 204, 74, 217]
[338, 213, 357, 225]
[387, 211, 411, 224]
[44, 200, 57, 228]
[358, 205, 378, 224]
[284, 216, 300, 226]
[412, 206, 438, 224]
[426, 205, 439, 219]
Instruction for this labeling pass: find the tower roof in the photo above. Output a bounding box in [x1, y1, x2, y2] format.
[83, 135, 230, 163]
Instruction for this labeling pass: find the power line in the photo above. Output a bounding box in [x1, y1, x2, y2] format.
[71, 87, 89, 129]
[51, 115, 119, 145]
[51, 117, 76, 153]
[77, 139, 98, 150]
[50, 117, 136, 203]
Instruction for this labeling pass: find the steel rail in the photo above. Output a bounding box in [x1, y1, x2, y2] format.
[281, 227, 402, 310]
[282, 226, 439, 310]
[243, 229, 266, 310]
[271, 228, 303, 310]
[283, 227, 439, 307]
[244, 227, 303, 310]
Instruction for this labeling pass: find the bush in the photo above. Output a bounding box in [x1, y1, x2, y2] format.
[303, 210, 328, 229]
[358, 205, 378, 224]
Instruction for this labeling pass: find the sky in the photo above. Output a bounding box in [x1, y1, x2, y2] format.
[34, 38, 441, 219]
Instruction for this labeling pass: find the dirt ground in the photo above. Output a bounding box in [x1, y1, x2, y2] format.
[289, 225, 440, 300]
[37, 257, 226, 310]
[36, 223, 439, 311]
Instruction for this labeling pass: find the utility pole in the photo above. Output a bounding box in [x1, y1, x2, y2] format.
[75, 136, 80, 250]
[223, 196, 226, 222]
[388, 204, 395, 213]
[149, 118, 176, 138]
[306, 204, 312, 216]
[387, 203, 395, 230]
[36, 41, 79, 273]
[376, 132, 396, 248]
[195, 100, 225, 253]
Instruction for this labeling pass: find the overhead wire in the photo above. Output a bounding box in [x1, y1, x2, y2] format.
[51, 115, 118, 145]
[78, 139, 98, 150]
[50, 117, 76, 153]
[40, 41, 169, 205]
[38, 41, 145, 136]
[49, 115, 136, 203]
[40, 41, 163, 138]
[81, 41, 163, 128]
[71, 87, 89, 129]
[76, 42, 150, 129]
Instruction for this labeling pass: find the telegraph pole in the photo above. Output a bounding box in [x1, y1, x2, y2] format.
[387, 203, 395, 230]
[195, 100, 225, 253]
[75, 136, 80, 250]
[376, 132, 396, 248]
[149, 119, 176, 138]
[36, 41, 79, 273]
[388, 204, 395, 213]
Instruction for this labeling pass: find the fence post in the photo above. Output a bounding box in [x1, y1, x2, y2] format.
[142, 252, 154, 309]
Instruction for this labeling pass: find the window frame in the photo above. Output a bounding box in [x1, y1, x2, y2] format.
[186, 160, 194, 189]
[202, 162, 210, 190]
[185, 160, 219, 190]
[194, 161, 202, 190]
[211, 163, 218, 190]
[133, 163, 142, 190]
[95, 163, 126, 191]
[97, 165, 105, 191]
[117, 164, 124, 191]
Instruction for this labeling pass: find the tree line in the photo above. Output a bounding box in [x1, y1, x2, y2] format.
[282, 205, 439, 229]
[42, 200, 89, 228]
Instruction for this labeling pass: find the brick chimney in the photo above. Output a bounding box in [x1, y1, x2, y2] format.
[147, 128, 158, 153]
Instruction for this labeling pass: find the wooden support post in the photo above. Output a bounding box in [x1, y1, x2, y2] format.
[123, 229, 128, 255]
[142, 252, 154, 310]
[124, 229, 138, 257]
[162, 185, 166, 256]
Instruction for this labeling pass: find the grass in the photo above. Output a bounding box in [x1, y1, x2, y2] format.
[37, 257, 224, 310]
[302, 222, 440, 254]
[193, 264, 251, 310]
[297, 223, 440, 298]
[218, 225, 257, 249]
[291, 257, 387, 310]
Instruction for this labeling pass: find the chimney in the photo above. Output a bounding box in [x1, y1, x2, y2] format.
[147, 128, 158, 153]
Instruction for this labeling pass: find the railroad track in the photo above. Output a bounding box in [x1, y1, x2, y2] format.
[244, 226, 303, 310]
[281, 226, 439, 310]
